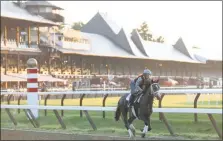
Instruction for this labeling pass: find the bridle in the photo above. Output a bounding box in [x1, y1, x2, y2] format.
[149, 83, 160, 97]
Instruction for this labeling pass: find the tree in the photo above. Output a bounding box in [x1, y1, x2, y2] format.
[71, 22, 85, 31]
[133, 22, 165, 43]
[137, 22, 153, 41]
[156, 36, 165, 43]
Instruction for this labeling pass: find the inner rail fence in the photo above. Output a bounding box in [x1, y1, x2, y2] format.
[1, 89, 222, 122]
[1, 105, 222, 139]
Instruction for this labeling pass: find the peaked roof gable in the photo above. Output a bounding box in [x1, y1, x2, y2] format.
[81, 12, 135, 54]
[173, 37, 193, 59]
[131, 29, 147, 56]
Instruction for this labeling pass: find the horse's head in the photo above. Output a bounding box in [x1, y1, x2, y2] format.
[145, 78, 161, 100]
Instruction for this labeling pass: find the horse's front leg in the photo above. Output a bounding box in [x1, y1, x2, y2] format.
[148, 110, 153, 131]
[141, 111, 153, 138]
[141, 119, 149, 138]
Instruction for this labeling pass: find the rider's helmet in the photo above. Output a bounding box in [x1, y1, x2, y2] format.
[143, 69, 152, 80]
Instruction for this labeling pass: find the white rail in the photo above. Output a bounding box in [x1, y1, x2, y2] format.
[1, 105, 222, 114]
[1, 89, 222, 96]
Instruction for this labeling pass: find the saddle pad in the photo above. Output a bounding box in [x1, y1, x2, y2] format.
[126, 93, 131, 101]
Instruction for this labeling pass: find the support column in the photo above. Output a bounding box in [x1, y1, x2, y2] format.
[4, 54, 8, 75]
[128, 63, 131, 75]
[4, 25, 7, 46]
[122, 61, 125, 75]
[17, 54, 20, 73]
[27, 26, 31, 48]
[71, 56, 73, 74]
[80, 57, 83, 75]
[48, 57, 51, 75]
[37, 26, 40, 45]
[106, 64, 109, 75]
[99, 59, 101, 75]
[159, 63, 162, 76]
[16, 26, 20, 47]
[38, 57, 41, 74]
[114, 63, 117, 75]
[60, 54, 63, 74]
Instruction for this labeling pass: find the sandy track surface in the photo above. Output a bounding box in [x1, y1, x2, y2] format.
[1, 128, 187, 140]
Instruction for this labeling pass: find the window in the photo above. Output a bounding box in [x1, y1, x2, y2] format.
[45, 7, 52, 12]
[39, 7, 46, 12]
[39, 7, 52, 13]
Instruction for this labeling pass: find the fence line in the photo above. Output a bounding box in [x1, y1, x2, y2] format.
[1, 88, 222, 123]
[1, 88, 222, 96]
[1, 105, 222, 114]
[1, 105, 222, 139]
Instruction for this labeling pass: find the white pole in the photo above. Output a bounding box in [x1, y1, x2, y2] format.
[27, 58, 39, 118]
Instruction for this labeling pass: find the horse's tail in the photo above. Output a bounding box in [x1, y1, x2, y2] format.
[114, 103, 121, 121]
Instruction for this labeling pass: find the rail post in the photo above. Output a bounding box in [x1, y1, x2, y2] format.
[61, 94, 66, 117]
[80, 94, 85, 117]
[102, 94, 108, 118]
[7, 94, 13, 105]
[194, 93, 201, 122]
[44, 94, 50, 116]
[159, 93, 165, 121]
[1, 94, 4, 102]
[27, 58, 39, 118]
[207, 114, 222, 139]
[17, 95, 23, 114]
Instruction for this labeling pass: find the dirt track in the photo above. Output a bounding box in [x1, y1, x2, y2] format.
[1, 128, 187, 140]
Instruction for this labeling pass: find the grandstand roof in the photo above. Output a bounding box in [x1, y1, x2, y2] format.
[192, 48, 222, 62]
[1, 1, 58, 26]
[142, 41, 200, 63]
[130, 29, 200, 63]
[99, 12, 121, 34]
[80, 12, 203, 63]
[24, 1, 64, 10]
[174, 37, 222, 62]
[56, 32, 143, 59]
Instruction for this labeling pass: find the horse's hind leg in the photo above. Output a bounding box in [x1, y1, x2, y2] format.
[128, 116, 136, 136]
[121, 108, 134, 138]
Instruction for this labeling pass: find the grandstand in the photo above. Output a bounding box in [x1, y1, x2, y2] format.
[1, 1, 222, 90]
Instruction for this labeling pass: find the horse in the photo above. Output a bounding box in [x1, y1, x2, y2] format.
[114, 78, 161, 138]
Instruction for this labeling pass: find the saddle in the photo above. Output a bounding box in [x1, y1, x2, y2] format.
[126, 93, 143, 119]
[126, 93, 143, 105]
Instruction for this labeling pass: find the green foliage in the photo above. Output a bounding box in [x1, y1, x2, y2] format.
[71, 22, 85, 31]
[133, 22, 165, 43]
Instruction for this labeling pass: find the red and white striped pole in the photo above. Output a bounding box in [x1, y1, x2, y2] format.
[27, 58, 39, 118]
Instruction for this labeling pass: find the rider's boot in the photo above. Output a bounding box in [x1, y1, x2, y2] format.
[128, 95, 134, 108]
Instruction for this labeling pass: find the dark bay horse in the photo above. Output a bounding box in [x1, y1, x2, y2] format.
[114, 79, 161, 138]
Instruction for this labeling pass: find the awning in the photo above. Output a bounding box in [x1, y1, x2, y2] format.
[7, 73, 67, 83]
[1, 74, 26, 82]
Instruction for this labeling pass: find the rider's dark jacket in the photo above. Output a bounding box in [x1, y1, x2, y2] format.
[133, 75, 152, 95]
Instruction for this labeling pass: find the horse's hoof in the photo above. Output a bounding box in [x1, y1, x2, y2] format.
[141, 128, 152, 132]
[128, 129, 134, 139]
[141, 133, 145, 138]
[132, 129, 136, 137]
